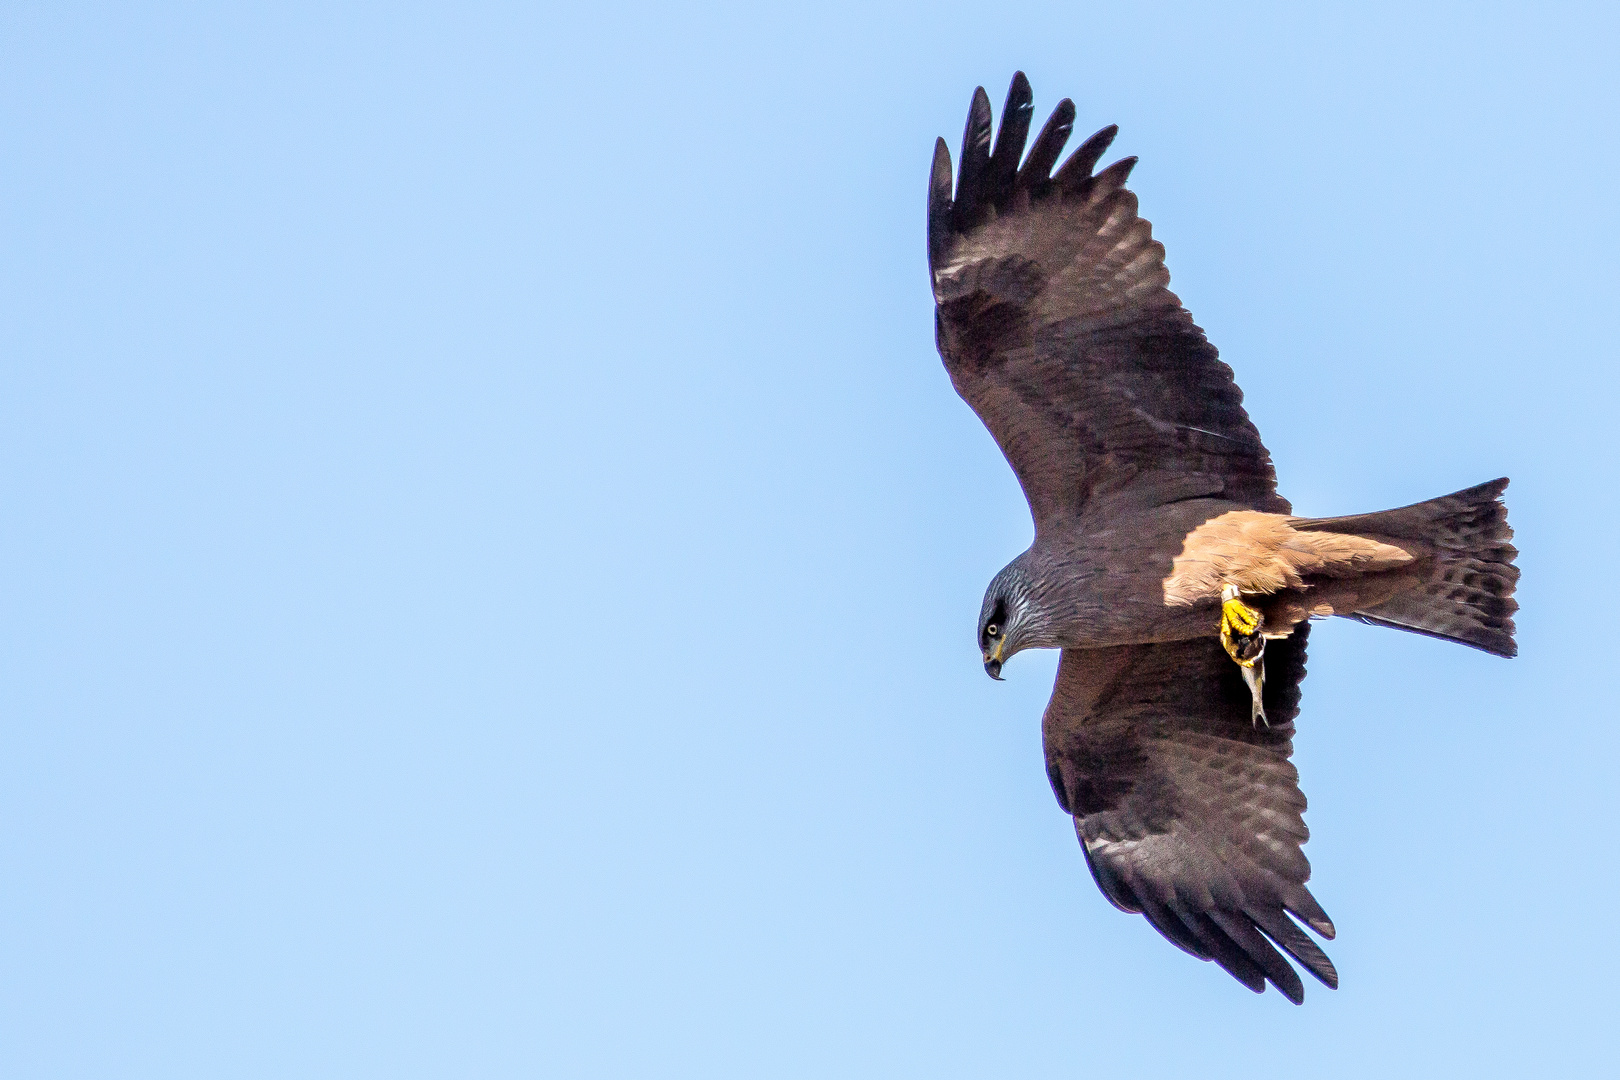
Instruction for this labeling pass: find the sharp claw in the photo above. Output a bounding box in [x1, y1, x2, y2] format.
[1221, 595, 1262, 636]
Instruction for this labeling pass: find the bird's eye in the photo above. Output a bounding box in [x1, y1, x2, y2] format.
[985, 624, 1000, 638]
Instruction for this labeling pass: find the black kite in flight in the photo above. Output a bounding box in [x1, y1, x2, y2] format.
[928, 73, 1519, 1003]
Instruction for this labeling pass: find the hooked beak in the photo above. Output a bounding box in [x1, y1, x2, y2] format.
[983, 638, 1006, 680]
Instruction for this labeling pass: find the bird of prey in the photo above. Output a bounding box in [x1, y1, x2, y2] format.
[927, 73, 1519, 1003]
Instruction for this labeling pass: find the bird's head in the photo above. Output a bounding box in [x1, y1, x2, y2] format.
[978, 560, 1040, 680]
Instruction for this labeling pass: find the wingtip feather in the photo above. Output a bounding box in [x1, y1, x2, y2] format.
[930, 137, 953, 199]
[954, 87, 994, 224]
[1095, 155, 1138, 190]
[1251, 907, 1340, 990]
[1016, 97, 1075, 189]
[927, 137, 955, 268]
[986, 72, 1036, 204]
[963, 86, 992, 163]
[1053, 124, 1120, 188]
[1205, 908, 1306, 1003]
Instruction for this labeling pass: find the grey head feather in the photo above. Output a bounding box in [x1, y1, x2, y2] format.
[978, 553, 1057, 658]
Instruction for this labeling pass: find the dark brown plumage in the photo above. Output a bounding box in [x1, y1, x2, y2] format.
[1045, 627, 1333, 1003]
[930, 76, 1288, 536]
[929, 73, 1520, 1002]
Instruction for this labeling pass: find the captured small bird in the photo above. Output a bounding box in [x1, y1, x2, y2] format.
[927, 73, 1519, 1003]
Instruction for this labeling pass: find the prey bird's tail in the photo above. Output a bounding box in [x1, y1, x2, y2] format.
[1293, 478, 1520, 657]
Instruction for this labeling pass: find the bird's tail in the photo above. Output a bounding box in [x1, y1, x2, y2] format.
[1292, 478, 1520, 657]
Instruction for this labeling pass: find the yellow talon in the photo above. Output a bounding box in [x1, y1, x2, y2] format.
[1218, 584, 1269, 726]
[1218, 584, 1264, 666]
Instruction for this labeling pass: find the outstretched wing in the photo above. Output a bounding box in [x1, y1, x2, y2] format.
[1041, 625, 1337, 1003]
[929, 74, 1288, 535]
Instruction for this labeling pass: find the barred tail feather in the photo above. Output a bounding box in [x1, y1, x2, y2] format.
[1295, 478, 1520, 657]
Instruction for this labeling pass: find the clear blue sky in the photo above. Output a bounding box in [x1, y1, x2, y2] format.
[3, 2, 1617, 1076]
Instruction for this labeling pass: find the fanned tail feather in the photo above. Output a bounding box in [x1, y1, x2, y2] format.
[1295, 478, 1519, 657]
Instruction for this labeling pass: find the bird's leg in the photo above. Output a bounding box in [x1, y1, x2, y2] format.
[1219, 584, 1268, 727]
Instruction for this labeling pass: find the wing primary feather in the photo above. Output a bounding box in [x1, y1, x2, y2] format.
[1138, 898, 1213, 961]
[1248, 907, 1340, 990]
[927, 137, 954, 267]
[985, 71, 1034, 208]
[1052, 123, 1119, 189]
[1173, 906, 1270, 994]
[953, 87, 994, 229]
[1206, 909, 1308, 1003]
[1015, 98, 1075, 191]
[1284, 891, 1336, 940]
[1088, 155, 1139, 196]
